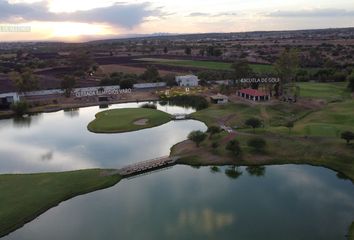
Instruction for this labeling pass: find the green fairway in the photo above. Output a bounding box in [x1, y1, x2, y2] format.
[88, 108, 172, 133]
[293, 100, 354, 137]
[298, 82, 350, 101]
[191, 101, 314, 129]
[136, 58, 275, 73]
[197, 99, 354, 138]
[0, 169, 122, 237]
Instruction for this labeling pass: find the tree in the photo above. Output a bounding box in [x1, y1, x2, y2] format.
[61, 76, 76, 97]
[247, 137, 266, 152]
[245, 118, 262, 133]
[231, 60, 253, 87]
[120, 79, 134, 89]
[285, 121, 294, 134]
[185, 47, 192, 55]
[163, 46, 168, 54]
[207, 126, 222, 139]
[226, 139, 241, 157]
[205, 46, 222, 57]
[10, 68, 38, 93]
[163, 73, 177, 87]
[69, 51, 94, 72]
[274, 48, 300, 96]
[347, 71, 354, 92]
[341, 131, 354, 145]
[141, 65, 160, 82]
[188, 130, 207, 147]
[11, 101, 29, 116]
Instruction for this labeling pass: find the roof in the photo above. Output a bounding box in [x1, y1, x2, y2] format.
[210, 94, 228, 100]
[176, 75, 199, 81]
[238, 88, 268, 97]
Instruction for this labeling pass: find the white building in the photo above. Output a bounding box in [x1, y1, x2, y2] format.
[210, 94, 229, 104]
[0, 92, 20, 108]
[175, 75, 199, 87]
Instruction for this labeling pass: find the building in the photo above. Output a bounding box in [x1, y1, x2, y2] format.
[237, 88, 270, 101]
[0, 92, 20, 109]
[175, 75, 199, 87]
[210, 94, 229, 104]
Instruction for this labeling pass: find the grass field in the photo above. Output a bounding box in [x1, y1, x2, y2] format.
[99, 64, 185, 76]
[184, 82, 354, 182]
[192, 82, 354, 137]
[293, 99, 354, 137]
[136, 58, 275, 73]
[191, 101, 314, 129]
[173, 129, 354, 181]
[88, 108, 172, 133]
[196, 99, 354, 138]
[0, 169, 122, 237]
[298, 82, 350, 101]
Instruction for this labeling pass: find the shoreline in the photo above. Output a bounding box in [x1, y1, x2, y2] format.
[0, 96, 160, 119]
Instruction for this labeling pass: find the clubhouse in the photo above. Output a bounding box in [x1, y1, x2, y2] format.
[237, 88, 270, 101]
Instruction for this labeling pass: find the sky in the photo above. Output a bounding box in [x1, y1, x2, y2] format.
[0, 0, 353, 42]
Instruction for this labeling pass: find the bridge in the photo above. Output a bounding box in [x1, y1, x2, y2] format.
[172, 113, 190, 120]
[116, 156, 179, 177]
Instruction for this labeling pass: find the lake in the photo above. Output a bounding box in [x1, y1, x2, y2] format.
[0, 102, 353, 239]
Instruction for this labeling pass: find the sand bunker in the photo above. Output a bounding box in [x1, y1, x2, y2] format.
[133, 118, 149, 125]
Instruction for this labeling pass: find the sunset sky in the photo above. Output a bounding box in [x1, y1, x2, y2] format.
[0, 0, 353, 42]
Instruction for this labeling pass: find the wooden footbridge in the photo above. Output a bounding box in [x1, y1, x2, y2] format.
[116, 156, 179, 177]
[172, 113, 189, 120]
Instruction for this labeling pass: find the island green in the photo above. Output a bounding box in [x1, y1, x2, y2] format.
[87, 108, 172, 133]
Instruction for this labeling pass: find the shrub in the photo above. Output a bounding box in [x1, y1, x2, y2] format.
[188, 130, 207, 147]
[120, 79, 134, 89]
[11, 101, 29, 116]
[285, 121, 294, 134]
[245, 118, 262, 133]
[341, 131, 354, 145]
[140, 103, 157, 109]
[207, 126, 222, 138]
[211, 142, 219, 149]
[226, 139, 241, 157]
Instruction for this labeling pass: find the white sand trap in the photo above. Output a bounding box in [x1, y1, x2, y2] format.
[133, 118, 149, 125]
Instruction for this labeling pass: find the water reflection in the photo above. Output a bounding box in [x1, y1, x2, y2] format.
[246, 166, 266, 177]
[12, 113, 42, 128]
[1, 102, 354, 240]
[337, 172, 350, 181]
[167, 208, 234, 236]
[210, 166, 220, 173]
[0, 102, 206, 173]
[3, 165, 354, 240]
[224, 166, 243, 179]
[63, 108, 80, 118]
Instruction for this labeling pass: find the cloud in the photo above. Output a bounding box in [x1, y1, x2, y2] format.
[214, 12, 237, 17]
[267, 8, 354, 18]
[188, 12, 210, 17]
[187, 12, 237, 17]
[0, 0, 163, 28]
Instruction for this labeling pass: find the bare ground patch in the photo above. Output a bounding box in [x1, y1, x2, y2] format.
[133, 118, 149, 125]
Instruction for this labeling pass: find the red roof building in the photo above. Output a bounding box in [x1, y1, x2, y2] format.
[237, 88, 270, 101]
